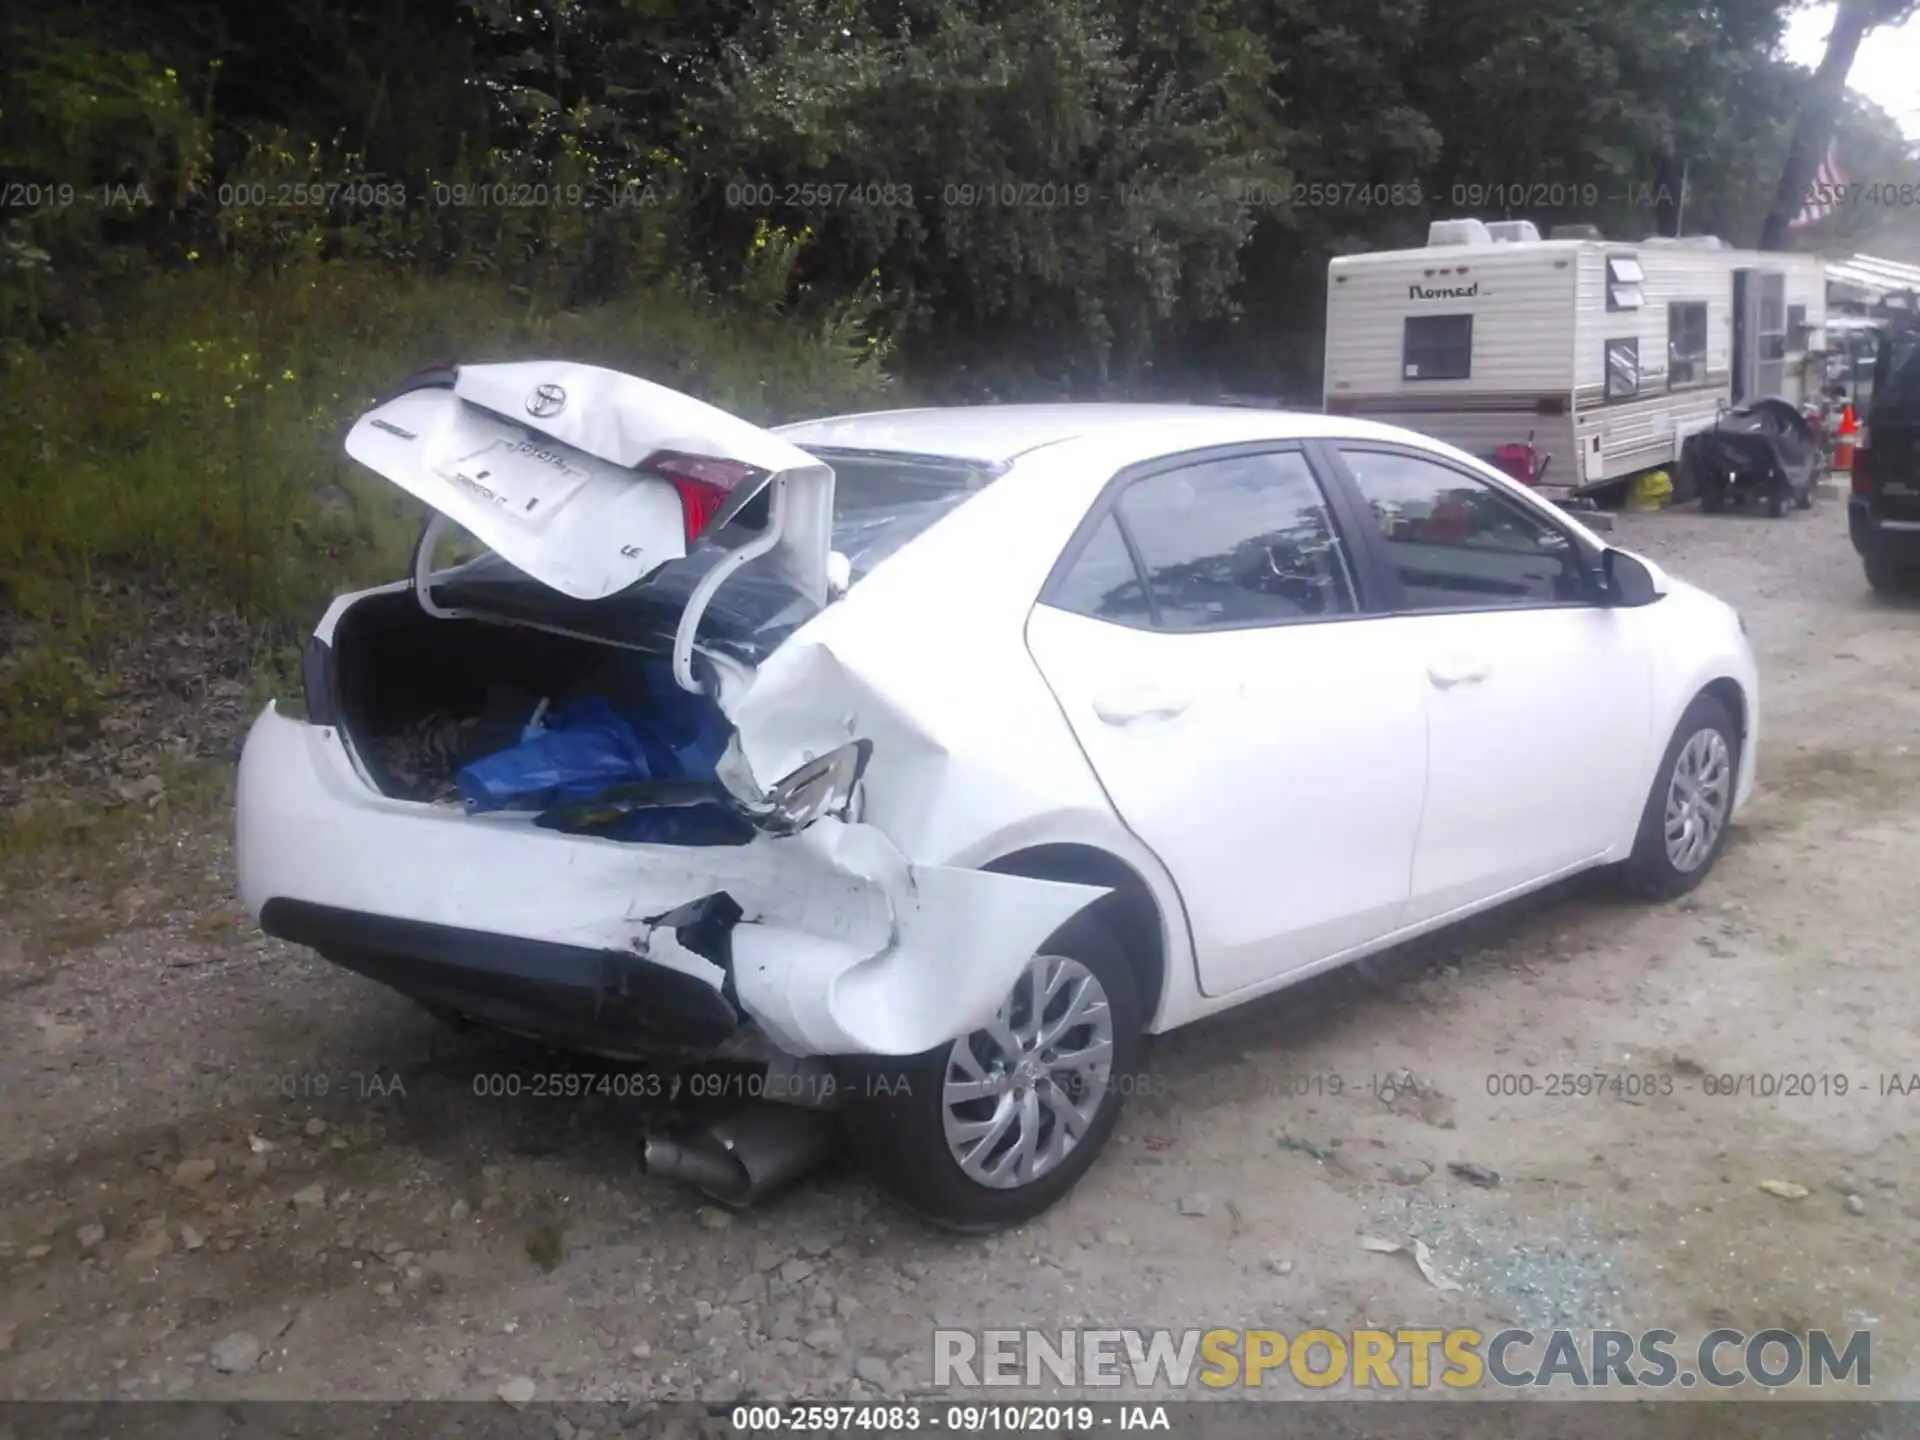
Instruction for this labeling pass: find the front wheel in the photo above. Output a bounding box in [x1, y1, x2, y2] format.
[840, 913, 1143, 1231]
[1617, 694, 1740, 900]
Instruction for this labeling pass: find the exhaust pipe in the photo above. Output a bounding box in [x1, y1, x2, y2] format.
[639, 1100, 841, 1209]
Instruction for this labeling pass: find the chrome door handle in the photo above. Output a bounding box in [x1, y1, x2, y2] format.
[1092, 687, 1192, 725]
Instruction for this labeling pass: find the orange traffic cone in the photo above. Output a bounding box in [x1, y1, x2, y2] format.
[1835, 404, 1858, 472]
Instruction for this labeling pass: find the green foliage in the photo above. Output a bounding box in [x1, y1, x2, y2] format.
[0, 18, 211, 339]
[10, 0, 1918, 396]
[0, 248, 890, 713]
[690, 0, 1284, 392]
[0, 644, 114, 761]
[3, 0, 1919, 722]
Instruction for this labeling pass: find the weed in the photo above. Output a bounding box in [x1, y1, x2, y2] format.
[0, 250, 892, 763]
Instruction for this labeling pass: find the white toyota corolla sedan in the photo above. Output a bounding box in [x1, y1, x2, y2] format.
[237, 361, 1758, 1229]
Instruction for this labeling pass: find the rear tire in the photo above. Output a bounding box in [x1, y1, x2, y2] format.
[1766, 486, 1786, 518]
[1617, 694, 1740, 901]
[1865, 552, 1916, 595]
[840, 912, 1144, 1232]
[1700, 483, 1726, 514]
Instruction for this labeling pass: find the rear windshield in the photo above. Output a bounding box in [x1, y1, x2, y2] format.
[429, 449, 996, 662]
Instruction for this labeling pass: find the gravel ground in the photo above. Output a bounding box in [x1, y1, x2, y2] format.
[1, 493, 1918, 1405]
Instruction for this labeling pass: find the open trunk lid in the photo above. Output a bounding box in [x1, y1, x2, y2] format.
[345, 362, 835, 611]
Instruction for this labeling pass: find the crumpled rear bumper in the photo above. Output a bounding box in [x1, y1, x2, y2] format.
[238, 704, 1107, 1059]
[257, 898, 744, 1059]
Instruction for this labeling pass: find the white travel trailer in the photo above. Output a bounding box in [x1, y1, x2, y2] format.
[1323, 219, 1828, 492]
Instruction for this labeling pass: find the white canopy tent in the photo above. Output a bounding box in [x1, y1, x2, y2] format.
[1827, 254, 1920, 314]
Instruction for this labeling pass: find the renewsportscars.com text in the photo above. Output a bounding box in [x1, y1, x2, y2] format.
[933, 1327, 1871, 1390]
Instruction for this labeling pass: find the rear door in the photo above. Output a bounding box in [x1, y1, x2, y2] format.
[1327, 443, 1653, 923]
[1864, 332, 1920, 521]
[1025, 445, 1428, 998]
[345, 362, 835, 605]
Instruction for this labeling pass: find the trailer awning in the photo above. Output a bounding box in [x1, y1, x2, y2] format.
[1827, 254, 1920, 310]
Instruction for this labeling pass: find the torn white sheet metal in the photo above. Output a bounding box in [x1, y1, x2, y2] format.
[720, 820, 1112, 1058]
[1360, 1235, 1464, 1292]
[238, 707, 1106, 1058]
[723, 630, 980, 860]
[723, 635, 871, 785]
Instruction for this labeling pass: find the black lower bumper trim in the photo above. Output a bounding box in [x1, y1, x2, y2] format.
[260, 898, 740, 1052]
[1851, 496, 1920, 561]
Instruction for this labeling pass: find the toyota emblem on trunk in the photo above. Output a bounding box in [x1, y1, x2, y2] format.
[526, 383, 568, 418]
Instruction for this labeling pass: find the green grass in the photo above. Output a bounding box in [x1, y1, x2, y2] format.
[0, 253, 896, 767]
[0, 750, 232, 904]
[0, 642, 115, 759]
[0, 247, 894, 883]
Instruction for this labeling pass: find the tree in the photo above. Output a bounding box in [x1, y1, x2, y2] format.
[1757, 0, 1920, 250]
[688, 0, 1286, 394]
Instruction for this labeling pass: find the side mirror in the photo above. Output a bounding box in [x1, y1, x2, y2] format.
[1602, 548, 1661, 607]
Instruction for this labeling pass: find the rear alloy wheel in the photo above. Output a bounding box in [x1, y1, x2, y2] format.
[1618, 694, 1739, 900]
[841, 913, 1142, 1231]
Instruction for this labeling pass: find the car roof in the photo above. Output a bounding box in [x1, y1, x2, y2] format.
[772, 402, 1616, 557]
[773, 404, 1400, 467]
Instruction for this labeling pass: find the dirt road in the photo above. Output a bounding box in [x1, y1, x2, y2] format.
[2, 497, 1917, 1405]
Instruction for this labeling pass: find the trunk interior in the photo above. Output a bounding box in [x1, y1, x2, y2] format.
[328, 591, 743, 842]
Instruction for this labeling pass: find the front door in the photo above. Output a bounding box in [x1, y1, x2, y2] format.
[1026, 446, 1428, 997]
[1328, 444, 1655, 923]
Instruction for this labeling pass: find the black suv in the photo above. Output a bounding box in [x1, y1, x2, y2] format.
[1849, 322, 1920, 594]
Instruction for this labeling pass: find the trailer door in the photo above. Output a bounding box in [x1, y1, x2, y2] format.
[1733, 269, 1788, 402]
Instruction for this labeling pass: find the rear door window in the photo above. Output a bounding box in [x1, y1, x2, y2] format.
[1052, 449, 1359, 630]
[1049, 515, 1155, 624]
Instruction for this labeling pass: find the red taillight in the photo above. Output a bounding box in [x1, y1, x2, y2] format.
[1852, 440, 1876, 496]
[639, 450, 770, 546]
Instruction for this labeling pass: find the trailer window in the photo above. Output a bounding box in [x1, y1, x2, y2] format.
[1606, 339, 1640, 400]
[1787, 303, 1810, 350]
[1403, 315, 1473, 381]
[1606, 255, 1644, 311]
[1668, 303, 1709, 388]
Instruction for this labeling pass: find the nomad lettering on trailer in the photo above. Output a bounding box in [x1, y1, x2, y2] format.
[1409, 281, 1481, 300]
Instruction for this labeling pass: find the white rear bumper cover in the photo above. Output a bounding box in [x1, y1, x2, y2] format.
[236, 705, 1107, 1058]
